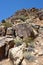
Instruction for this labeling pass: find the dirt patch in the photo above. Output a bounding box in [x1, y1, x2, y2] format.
[0, 58, 13, 65]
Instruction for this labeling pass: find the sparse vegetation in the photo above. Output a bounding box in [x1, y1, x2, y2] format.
[0, 8, 43, 65]
[1, 19, 6, 23]
[23, 37, 34, 47]
[14, 15, 29, 21]
[2, 22, 12, 28]
[14, 36, 23, 46]
[23, 51, 36, 62]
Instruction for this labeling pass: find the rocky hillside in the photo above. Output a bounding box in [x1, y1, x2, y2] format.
[0, 8, 43, 65]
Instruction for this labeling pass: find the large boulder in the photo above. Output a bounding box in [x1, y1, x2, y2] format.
[9, 43, 38, 65]
[9, 43, 26, 65]
[5, 38, 14, 57]
[0, 37, 14, 60]
[13, 22, 38, 39]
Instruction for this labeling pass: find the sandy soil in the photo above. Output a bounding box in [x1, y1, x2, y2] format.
[0, 58, 13, 65]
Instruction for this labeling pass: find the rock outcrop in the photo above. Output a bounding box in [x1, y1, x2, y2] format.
[0, 26, 6, 36]
[13, 22, 38, 39]
[0, 8, 43, 65]
[0, 37, 15, 60]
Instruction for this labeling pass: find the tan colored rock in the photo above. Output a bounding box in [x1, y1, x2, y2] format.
[31, 27, 38, 38]
[6, 27, 14, 35]
[38, 27, 43, 35]
[0, 26, 6, 36]
[5, 38, 14, 57]
[9, 43, 26, 65]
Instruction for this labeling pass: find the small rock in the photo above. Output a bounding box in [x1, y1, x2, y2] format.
[38, 51, 43, 56]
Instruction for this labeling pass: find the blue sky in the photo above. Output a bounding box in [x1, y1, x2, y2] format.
[0, 0, 43, 21]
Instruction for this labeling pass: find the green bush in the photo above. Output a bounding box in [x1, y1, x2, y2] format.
[15, 15, 29, 21]
[23, 37, 34, 47]
[14, 36, 23, 46]
[2, 22, 12, 28]
[23, 37, 33, 43]
[1, 19, 6, 23]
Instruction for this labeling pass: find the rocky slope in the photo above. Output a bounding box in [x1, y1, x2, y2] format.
[0, 8, 43, 65]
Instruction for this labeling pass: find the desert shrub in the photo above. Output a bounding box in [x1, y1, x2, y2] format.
[23, 37, 34, 47]
[14, 15, 29, 21]
[2, 22, 12, 28]
[23, 52, 36, 62]
[1, 19, 6, 23]
[14, 36, 23, 46]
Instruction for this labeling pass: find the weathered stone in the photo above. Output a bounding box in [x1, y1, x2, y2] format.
[31, 24, 40, 31]
[13, 23, 29, 38]
[0, 26, 6, 36]
[6, 27, 14, 35]
[13, 22, 38, 38]
[39, 13, 43, 20]
[0, 37, 14, 59]
[30, 27, 38, 38]
[38, 27, 43, 35]
[5, 38, 14, 57]
[13, 19, 23, 24]
[13, 50, 24, 65]
[38, 51, 43, 56]
[9, 43, 26, 65]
